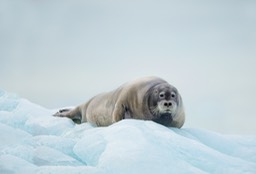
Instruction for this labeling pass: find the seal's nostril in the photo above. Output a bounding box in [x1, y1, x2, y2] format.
[164, 102, 173, 107]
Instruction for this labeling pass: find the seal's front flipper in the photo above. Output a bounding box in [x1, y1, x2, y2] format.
[123, 105, 132, 119]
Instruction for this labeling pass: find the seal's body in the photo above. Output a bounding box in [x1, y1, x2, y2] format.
[54, 76, 185, 128]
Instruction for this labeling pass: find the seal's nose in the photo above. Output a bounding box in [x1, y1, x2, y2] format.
[163, 101, 172, 107]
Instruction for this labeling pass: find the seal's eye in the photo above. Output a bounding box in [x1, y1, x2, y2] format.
[159, 92, 165, 98]
[171, 92, 176, 98]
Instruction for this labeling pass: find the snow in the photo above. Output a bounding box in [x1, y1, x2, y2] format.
[0, 89, 255, 174]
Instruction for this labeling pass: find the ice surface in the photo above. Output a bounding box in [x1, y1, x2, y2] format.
[0, 89, 255, 174]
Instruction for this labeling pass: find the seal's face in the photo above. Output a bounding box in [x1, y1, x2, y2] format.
[148, 84, 179, 126]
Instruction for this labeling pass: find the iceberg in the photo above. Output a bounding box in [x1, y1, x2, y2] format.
[0, 89, 255, 174]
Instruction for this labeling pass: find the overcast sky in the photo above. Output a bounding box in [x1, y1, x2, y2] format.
[1, 0, 256, 134]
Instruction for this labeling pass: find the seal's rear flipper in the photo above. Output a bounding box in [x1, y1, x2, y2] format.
[53, 108, 72, 117]
[53, 107, 82, 124]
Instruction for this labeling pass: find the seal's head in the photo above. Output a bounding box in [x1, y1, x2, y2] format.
[148, 83, 180, 126]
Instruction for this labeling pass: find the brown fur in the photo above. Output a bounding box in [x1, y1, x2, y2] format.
[54, 76, 185, 128]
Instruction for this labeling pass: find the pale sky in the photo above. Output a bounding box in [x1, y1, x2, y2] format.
[1, 0, 256, 134]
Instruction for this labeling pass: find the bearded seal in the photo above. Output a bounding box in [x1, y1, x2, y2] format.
[54, 76, 185, 128]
